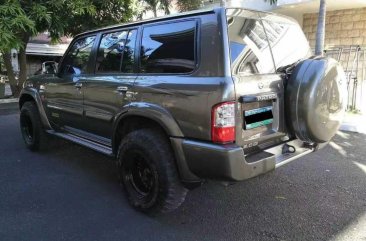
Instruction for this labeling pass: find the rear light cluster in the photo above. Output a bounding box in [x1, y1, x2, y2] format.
[211, 102, 236, 144]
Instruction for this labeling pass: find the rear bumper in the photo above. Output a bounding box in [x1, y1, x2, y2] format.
[174, 138, 319, 182]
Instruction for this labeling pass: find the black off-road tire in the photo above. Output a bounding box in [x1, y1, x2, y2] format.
[20, 101, 47, 151]
[117, 128, 188, 214]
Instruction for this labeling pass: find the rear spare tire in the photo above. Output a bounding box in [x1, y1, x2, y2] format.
[286, 57, 347, 143]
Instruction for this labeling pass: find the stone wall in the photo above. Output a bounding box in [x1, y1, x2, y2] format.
[303, 8, 366, 48]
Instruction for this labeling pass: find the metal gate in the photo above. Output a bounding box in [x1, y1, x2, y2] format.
[324, 45, 366, 112]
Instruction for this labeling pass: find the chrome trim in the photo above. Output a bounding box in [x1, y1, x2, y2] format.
[46, 104, 63, 110]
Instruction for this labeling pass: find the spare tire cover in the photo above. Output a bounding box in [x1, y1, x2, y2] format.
[286, 57, 347, 143]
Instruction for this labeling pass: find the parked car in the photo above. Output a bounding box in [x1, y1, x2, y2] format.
[19, 7, 346, 214]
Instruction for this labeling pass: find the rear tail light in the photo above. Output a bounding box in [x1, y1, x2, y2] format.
[211, 102, 236, 143]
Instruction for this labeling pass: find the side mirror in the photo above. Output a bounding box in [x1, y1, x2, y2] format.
[41, 61, 58, 75]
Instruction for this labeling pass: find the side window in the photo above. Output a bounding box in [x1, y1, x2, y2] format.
[122, 30, 137, 73]
[140, 21, 196, 74]
[227, 15, 275, 75]
[60, 36, 96, 75]
[96, 29, 137, 73]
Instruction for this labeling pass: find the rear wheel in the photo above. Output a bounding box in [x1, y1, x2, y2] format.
[20, 101, 46, 151]
[117, 129, 187, 214]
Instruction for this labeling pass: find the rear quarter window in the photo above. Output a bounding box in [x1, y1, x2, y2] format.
[140, 20, 197, 74]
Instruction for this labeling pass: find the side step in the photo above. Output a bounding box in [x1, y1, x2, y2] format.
[47, 130, 113, 156]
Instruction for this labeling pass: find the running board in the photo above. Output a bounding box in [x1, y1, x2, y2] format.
[46, 130, 113, 156]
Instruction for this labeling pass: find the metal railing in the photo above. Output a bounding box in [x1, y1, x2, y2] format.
[324, 45, 366, 112]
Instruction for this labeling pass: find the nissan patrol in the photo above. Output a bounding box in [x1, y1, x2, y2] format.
[19, 7, 346, 214]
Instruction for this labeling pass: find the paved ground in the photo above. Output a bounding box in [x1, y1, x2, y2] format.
[1, 112, 365, 241]
[340, 112, 366, 134]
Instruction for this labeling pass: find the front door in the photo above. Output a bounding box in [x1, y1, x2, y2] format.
[82, 28, 138, 139]
[44, 35, 97, 130]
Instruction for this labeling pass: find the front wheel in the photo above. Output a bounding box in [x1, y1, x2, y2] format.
[20, 101, 46, 151]
[117, 129, 188, 214]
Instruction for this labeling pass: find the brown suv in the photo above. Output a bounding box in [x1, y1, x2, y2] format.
[19, 7, 346, 214]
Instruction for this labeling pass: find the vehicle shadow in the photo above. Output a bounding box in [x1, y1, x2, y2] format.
[156, 132, 366, 241]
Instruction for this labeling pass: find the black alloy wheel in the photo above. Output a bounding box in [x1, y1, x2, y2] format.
[20, 112, 34, 144]
[122, 149, 159, 206]
[19, 101, 46, 151]
[117, 128, 188, 214]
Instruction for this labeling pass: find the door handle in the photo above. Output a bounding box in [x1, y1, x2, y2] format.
[116, 86, 128, 93]
[75, 82, 83, 89]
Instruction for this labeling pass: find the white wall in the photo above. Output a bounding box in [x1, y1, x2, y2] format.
[204, 0, 304, 26]
[227, 0, 276, 11]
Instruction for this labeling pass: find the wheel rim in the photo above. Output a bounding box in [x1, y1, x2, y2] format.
[123, 149, 157, 201]
[20, 113, 34, 143]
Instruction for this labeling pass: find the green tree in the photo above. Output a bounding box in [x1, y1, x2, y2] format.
[63, 0, 133, 36]
[0, 0, 132, 97]
[131, 0, 147, 20]
[139, 0, 171, 18]
[0, 1, 37, 96]
[176, 0, 279, 13]
[176, 0, 201, 12]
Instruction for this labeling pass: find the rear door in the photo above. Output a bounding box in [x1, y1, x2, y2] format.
[226, 9, 310, 153]
[82, 28, 138, 139]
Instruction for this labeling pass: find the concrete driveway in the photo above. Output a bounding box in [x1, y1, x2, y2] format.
[0, 112, 365, 241]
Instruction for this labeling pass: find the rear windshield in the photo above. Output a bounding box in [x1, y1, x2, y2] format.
[260, 14, 311, 70]
[226, 9, 310, 76]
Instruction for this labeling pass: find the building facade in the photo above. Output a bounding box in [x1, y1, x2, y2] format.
[25, 33, 71, 76]
[8, 33, 71, 77]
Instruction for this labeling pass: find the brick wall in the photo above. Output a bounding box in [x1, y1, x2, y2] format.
[303, 8, 366, 48]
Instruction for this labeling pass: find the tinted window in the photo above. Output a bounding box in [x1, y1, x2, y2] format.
[96, 29, 137, 73]
[227, 10, 275, 75]
[261, 19, 311, 69]
[140, 21, 196, 74]
[122, 30, 137, 72]
[61, 36, 96, 75]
